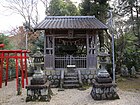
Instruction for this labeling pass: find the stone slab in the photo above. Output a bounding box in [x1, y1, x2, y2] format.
[31, 78, 47, 85]
[95, 77, 112, 83]
[93, 82, 117, 88]
[26, 82, 50, 89]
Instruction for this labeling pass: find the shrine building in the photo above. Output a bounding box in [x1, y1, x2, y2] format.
[34, 16, 108, 82]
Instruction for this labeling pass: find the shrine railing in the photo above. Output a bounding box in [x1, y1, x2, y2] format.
[55, 55, 87, 68]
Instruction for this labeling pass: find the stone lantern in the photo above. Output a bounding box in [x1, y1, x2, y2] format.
[26, 48, 52, 102]
[90, 47, 119, 100]
[32, 48, 45, 79]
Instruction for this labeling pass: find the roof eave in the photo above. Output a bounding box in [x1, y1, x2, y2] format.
[34, 28, 108, 31]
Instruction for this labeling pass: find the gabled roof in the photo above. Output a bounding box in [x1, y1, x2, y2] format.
[34, 16, 108, 30]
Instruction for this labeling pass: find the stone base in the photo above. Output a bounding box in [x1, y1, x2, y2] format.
[95, 77, 112, 83]
[30, 78, 47, 85]
[26, 95, 51, 102]
[90, 82, 119, 100]
[26, 82, 52, 102]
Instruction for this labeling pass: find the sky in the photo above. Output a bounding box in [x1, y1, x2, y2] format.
[0, 0, 46, 33]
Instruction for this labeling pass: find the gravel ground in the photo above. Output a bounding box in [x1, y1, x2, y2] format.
[0, 79, 140, 105]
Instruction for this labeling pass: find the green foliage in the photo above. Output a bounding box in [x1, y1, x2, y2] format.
[0, 34, 15, 76]
[0, 34, 13, 49]
[79, 0, 91, 16]
[79, 0, 109, 23]
[115, 0, 140, 46]
[122, 32, 140, 70]
[47, 0, 79, 16]
[79, 0, 110, 48]
[31, 33, 44, 53]
[115, 31, 140, 72]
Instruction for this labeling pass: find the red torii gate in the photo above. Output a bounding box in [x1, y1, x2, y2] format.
[0, 44, 29, 90]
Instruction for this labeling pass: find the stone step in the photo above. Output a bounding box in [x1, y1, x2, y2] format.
[64, 76, 78, 80]
[64, 80, 79, 84]
[65, 73, 78, 77]
[66, 72, 77, 75]
[63, 72, 81, 89]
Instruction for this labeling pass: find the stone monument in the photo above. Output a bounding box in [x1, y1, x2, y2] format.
[131, 66, 136, 77]
[26, 48, 52, 102]
[121, 65, 129, 77]
[90, 47, 119, 100]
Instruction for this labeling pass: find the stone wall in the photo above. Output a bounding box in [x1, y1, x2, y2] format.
[44, 69, 96, 87]
[45, 70, 60, 88]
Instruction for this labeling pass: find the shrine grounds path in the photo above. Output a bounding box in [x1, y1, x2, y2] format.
[0, 78, 140, 105]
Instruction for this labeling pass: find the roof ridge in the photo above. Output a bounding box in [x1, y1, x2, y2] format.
[45, 16, 95, 19]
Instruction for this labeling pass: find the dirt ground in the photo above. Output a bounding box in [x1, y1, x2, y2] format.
[117, 76, 140, 92]
[0, 77, 140, 105]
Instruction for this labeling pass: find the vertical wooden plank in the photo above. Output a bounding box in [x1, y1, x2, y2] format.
[95, 33, 98, 69]
[52, 36, 55, 69]
[47, 36, 49, 48]
[44, 33, 46, 70]
[5, 53, 9, 86]
[86, 34, 89, 69]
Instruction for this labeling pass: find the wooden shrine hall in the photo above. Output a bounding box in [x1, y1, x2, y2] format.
[34, 16, 108, 72]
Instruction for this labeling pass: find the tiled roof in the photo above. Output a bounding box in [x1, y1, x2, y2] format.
[34, 16, 108, 30]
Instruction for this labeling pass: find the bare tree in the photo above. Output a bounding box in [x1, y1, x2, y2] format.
[40, 0, 49, 15]
[0, 0, 40, 27]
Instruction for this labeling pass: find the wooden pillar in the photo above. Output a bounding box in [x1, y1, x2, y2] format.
[5, 53, 9, 86]
[44, 32, 46, 70]
[0, 55, 2, 88]
[52, 36, 55, 69]
[45, 34, 54, 70]
[0, 52, 4, 88]
[86, 34, 89, 69]
[95, 32, 98, 69]
[15, 53, 19, 90]
[47, 36, 51, 54]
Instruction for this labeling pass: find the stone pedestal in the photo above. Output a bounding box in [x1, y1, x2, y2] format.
[90, 47, 119, 100]
[26, 81, 52, 102]
[25, 49, 52, 102]
[26, 70, 52, 102]
[91, 67, 119, 100]
[91, 80, 119, 100]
